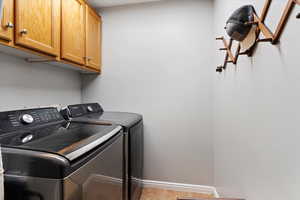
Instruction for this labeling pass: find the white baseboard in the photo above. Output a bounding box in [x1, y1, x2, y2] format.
[213, 189, 220, 198]
[142, 179, 218, 197]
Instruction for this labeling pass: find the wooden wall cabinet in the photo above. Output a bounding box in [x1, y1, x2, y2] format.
[61, 0, 86, 65]
[0, 0, 14, 42]
[0, 0, 101, 73]
[86, 5, 102, 71]
[15, 0, 61, 56]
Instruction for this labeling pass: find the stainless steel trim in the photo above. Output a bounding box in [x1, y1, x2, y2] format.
[66, 126, 122, 161]
[1, 147, 69, 164]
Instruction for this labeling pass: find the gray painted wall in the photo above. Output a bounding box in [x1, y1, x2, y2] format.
[213, 0, 300, 199]
[1, 1, 297, 197]
[0, 53, 81, 110]
[82, 0, 214, 185]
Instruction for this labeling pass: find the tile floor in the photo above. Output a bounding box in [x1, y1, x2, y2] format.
[140, 188, 213, 200]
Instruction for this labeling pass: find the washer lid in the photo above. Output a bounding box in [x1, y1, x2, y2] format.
[1, 123, 122, 161]
[21, 123, 122, 161]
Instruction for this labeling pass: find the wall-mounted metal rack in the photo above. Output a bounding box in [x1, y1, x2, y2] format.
[216, 0, 300, 73]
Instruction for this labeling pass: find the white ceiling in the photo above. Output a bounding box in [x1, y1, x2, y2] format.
[87, 0, 162, 8]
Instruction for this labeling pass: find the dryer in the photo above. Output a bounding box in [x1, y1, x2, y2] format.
[61, 103, 144, 200]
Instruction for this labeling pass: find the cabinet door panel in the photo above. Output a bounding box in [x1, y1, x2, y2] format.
[0, 0, 13, 42]
[15, 0, 61, 56]
[61, 0, 85, 65]
[86, 6, 101, 71]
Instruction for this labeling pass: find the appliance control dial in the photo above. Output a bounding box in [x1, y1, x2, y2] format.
[20, 114, 34, 124]
[21, 134, 34, 143]
[87, 106, 93, 112]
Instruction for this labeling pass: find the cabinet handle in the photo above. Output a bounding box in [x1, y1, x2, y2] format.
[6, 22, 14, 28]
[20, 29, 28, 35]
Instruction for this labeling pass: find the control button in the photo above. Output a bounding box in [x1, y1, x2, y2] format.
[20, 114, 34, 124]
[87, 106, 93, 112]
[21, 134, 34, 143]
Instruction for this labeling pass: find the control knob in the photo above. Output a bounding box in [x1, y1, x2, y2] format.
[20, 114, 34, 124]
[87, 106, 93, 112]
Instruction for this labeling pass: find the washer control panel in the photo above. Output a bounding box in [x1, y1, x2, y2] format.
[87, 105, 94, 112]
[0, 107, 64, 133]
[20, 114, 34, 124]
[67, 103, 103, 118]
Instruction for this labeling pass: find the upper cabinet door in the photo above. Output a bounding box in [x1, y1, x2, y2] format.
[0, 0, 14, 42]
[86, 5, 101, 71]
[15, 0, 61, 56]
[61, 0, 85, 65]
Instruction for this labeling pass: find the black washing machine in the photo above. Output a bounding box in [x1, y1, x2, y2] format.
[0, 107, 124, 200]
[61, 103, 144, 200]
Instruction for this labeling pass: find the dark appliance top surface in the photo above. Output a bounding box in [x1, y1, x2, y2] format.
[67, 103, 143, 128]
[1, 122, 121, 160]
[98, 111, 142, 128]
